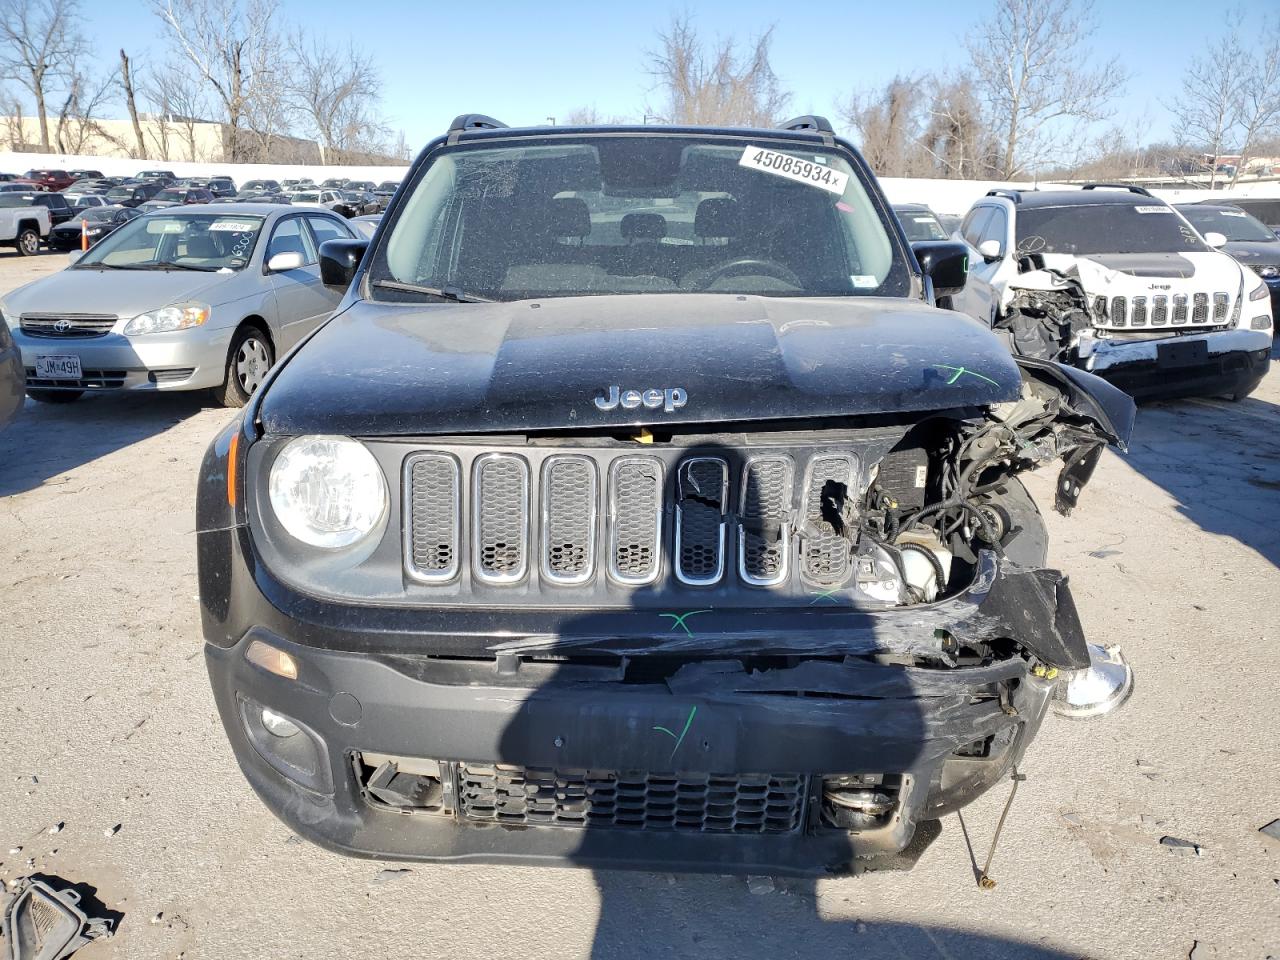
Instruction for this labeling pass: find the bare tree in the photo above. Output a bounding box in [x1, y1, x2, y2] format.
[841, 76, 934, 177]
[119, 49, 147, 159]
[969, 0, 1128, 178]
[919, 74, 1001, 179]
[1169, 25, 1247, 189]
[1230, 29, 1280, 186]
[0, 0, 84, 150]
[144, 60, 210, 161]
[0, 91, 25, 149]
[288, 35, 382, 164]
[647, 16, 791, 127]
[151, 0, 283, 161]
[54, 67, 118, 154]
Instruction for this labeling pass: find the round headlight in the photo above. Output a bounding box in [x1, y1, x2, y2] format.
[268, 435, 387, 548]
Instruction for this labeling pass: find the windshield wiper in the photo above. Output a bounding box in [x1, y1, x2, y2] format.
[111, 262, 218, 272]
[371, 279, 493, 303]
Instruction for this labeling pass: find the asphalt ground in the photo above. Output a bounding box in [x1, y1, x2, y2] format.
[0, 248, 1277, 959]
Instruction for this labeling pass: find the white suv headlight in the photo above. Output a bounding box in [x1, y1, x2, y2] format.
[124, 302, 210, 335]
[268, 436, 388, 549]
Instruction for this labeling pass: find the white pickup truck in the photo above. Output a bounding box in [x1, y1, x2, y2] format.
[0, 197, 52, 256]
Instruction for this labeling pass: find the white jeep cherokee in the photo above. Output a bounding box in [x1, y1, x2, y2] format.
[954, 184, 1273, 401]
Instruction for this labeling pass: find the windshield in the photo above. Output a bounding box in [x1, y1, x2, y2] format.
[896, 210, 947, 241]
[156, 189, 185, 200]
[1015, 203, 1208, 255]
[73, 208, 116, 223]
[106, 187, 135, 200]
[372, 136, 904, 301]
[1177, 206, 1278, 243]
[0, 195, 36, 207]
[294, 192, 320, 202]
[75, 212, 265, 271]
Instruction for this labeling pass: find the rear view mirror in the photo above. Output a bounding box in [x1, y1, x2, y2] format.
[1203, 231, 1227, 248]
[319, 238, 369, 287]
[977, 238, 1003, 262]
[267, 251, 304, 272]
[912, 240, 969, 298]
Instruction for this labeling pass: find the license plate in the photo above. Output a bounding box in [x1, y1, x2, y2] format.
[35, 355, 82, 379]
[1157, 339, 1208, 368]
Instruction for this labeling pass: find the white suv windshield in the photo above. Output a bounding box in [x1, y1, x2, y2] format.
[1015, 203, 1209, 256]
[373, 136, 906, 301]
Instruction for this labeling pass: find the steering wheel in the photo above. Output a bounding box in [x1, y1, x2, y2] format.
[700, 258, 803, 289]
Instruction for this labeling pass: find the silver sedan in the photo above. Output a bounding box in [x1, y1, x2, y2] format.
[0, 203, 356, 407]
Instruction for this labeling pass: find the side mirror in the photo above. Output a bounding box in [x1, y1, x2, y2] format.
[912, 240, 969, 298]
[976, 238, 1003, 262]
[319, 237, 369, 287]
[1203, 231, 1227, 248]
[266, 251, 304, 272]
[65, 249, 83, 265]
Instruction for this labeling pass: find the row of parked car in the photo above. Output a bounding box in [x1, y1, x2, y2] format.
[0, 168, 401, 257]
[893, 187, 1278, 403]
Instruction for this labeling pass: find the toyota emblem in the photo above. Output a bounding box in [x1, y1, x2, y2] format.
[53, 319, 72, 333]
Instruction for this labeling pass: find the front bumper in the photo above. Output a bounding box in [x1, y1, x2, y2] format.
[1079, 328, 1271, 400]
[13, 324, 233, 392]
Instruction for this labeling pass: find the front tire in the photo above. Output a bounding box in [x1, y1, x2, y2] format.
[28, 389, 83, 403]
[214, 325, 274, 408]
[15, 228, 40, 256]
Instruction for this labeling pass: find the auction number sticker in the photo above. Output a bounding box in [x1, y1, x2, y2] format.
[1134, 205, 1172, 214]
[739, 146, 849, 195]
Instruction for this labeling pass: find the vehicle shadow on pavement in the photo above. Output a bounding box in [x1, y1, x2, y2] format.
[488, 441, 1055, 959]
[1120, 388, 1280, 568]
[0, 391, 213, 498]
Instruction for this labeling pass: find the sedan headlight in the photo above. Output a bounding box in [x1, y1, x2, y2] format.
[268, 436, 387, 549]
[124, 302, 210, 335]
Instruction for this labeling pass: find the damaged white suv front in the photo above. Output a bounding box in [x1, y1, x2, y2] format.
[957, 184, 1273, 401]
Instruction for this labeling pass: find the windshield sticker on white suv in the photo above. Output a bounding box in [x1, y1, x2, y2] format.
[1134, 205, 1172, 214]
[739, 146, 849, 195]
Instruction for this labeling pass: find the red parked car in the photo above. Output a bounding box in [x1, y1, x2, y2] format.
[15, 169, 75, 192]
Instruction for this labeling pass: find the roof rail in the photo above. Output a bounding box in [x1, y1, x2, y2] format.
[779, 115, 834, 134]
[446, 114, 508, 143]
[986, 188, 1022, 203]
[1080, 182, 1154, 197]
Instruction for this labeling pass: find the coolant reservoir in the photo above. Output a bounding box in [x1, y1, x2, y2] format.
[896, 535, 953, 602]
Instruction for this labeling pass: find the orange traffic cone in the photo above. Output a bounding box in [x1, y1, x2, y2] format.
[81, 218, 89, 251]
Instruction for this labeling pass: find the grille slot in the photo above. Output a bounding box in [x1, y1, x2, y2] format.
[472, 454, 529, 583]
[405, 453, 461, 582]
[1152, 296, 1168, 325]
[1109, 296, 1127, 327]
[19, 313, 117, 338]
[457, 764, 805, 834]
[541, 456, 597, 585]
[675, 457, 727, 585]
[609, 457, 664, 584]
[1129, 296, 1147, 326]
[1173, 294, 1188, 324]
[738, 457, 793, 586]
[1213, 292, 1229, 322]
[801, 456, 857, 584]
[1192, 292, 1209, 324]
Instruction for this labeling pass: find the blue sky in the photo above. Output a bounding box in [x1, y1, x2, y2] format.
[39, 0, 1280, 150]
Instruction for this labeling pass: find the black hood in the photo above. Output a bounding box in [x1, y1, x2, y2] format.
[1081, 253, 1196, 278]
[1221, 239, 1280, 265]
[258, 294, 1023, 437]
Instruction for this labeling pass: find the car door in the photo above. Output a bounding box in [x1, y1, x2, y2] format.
[264, 215, 336, 350]
[969, 205, 1016, 295]
[304, 214, 356, 306]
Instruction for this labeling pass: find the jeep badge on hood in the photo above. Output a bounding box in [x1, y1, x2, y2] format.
[594, 385, 688, 413]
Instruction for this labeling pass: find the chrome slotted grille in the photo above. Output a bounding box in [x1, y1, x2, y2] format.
[1192, 292, 1209, 324]
[19, 313, 117, 338]
[472, 454, 529, 583]
[609, 457, 664, 584]
[1130, 296, 1147, 326]
[405, 453, 460, 582]
[1213, 292, 1229, 322]
[541, 456, 597, 584]
[1110, 296, 1127, 327]
[457, 763, 805, 834]
[675, 457, 727, 585]
[1094, 291, 1231, 330]
[801, 456, 857, 584]
[1172, 294, 1188, 324]
[1152, 295, 1169, 326]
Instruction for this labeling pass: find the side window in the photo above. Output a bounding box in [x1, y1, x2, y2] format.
[267, 217, 317, 265]
[962, 207, 994, 246]
[981, 208, 1009, 254]
[306, 216, 352, 247]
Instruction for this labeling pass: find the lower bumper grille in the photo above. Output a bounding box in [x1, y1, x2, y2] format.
[25, 367, 127, 389]
[457, 763, 806, 834]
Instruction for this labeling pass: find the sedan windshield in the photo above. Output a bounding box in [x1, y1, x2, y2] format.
[75, 212, 265, 271]
[372, 136, 905, 300]
[1015, 203, 1209, 255]
[1176, 206, 1279, 243]
[896, 210, 947, 241]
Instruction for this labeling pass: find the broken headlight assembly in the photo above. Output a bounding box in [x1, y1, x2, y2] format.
[267, 435, 388, 549]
